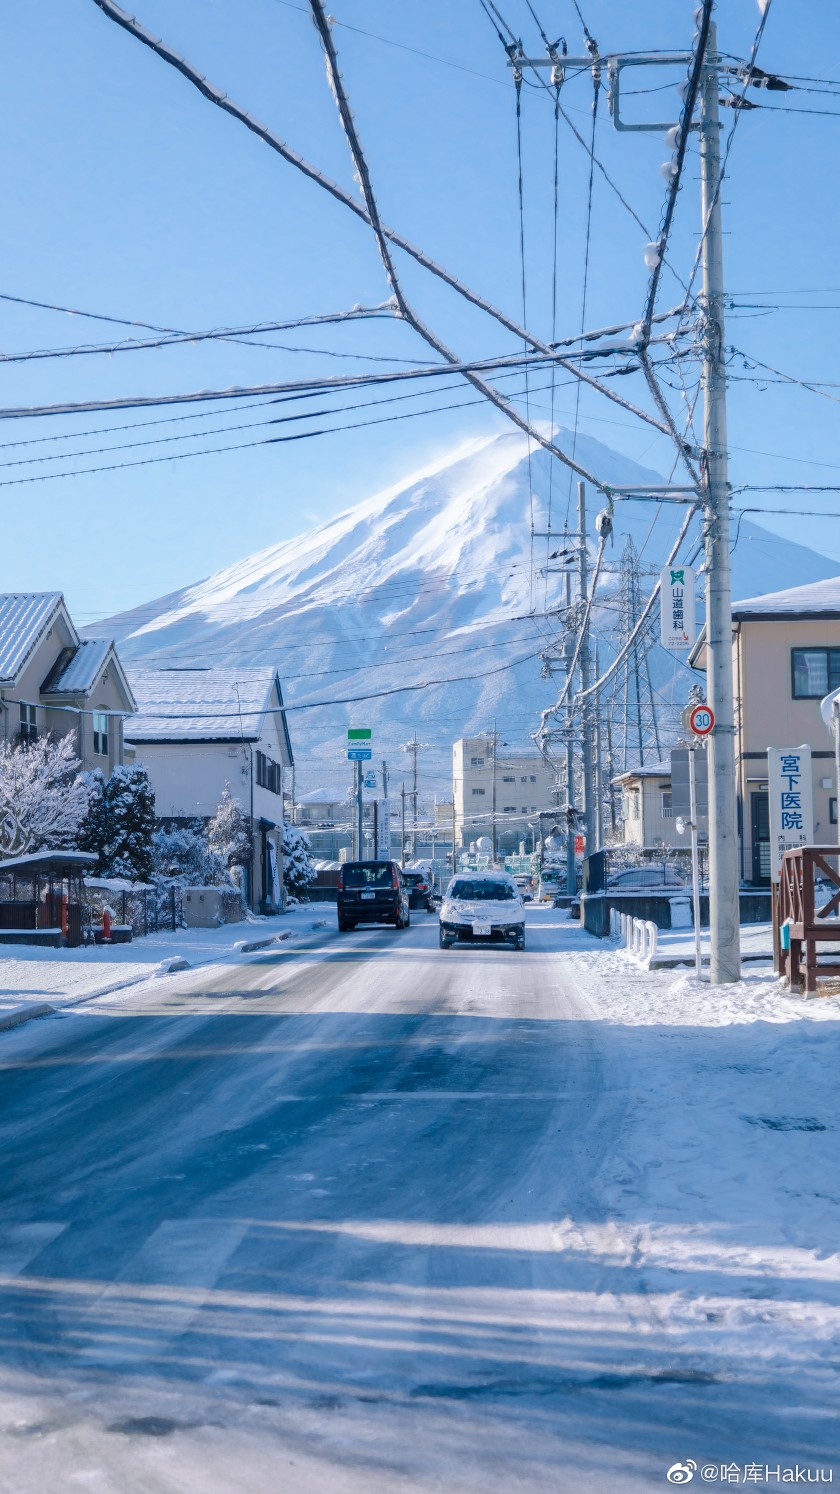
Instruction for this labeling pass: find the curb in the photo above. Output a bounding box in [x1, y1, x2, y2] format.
[0, 1002, 56, 1033]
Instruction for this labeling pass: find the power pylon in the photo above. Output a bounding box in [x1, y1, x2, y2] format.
[612, 535, 662, 772]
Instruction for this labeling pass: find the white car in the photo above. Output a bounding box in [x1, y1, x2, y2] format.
[439, 872, 525, 951]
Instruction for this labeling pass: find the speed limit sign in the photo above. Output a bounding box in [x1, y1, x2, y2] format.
[687, 703, 715, 736]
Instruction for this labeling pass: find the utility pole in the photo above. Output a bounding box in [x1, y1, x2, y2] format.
[578, 482, 598, 857]
[701, 23, 740, 983]
[355, 759, 364, 861]
[565, 564, 576, 898]
[400, 782, 406, 866]
[491, 718, 498, 863]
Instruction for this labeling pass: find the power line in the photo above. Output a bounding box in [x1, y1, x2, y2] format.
[89, 0, 669, 443]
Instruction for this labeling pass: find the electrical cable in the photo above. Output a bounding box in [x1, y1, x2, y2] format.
[307, 0, 610, 494]
[89, 0, 669, 441]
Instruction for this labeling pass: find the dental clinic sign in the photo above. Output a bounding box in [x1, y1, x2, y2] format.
[768, 745, 814, 881]
[660, 565, 695, 651]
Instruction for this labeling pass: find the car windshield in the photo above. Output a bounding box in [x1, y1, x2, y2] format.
[402, 873, 424, 886]
[448, 879, 516, 901]
[342, 863, 394, 889]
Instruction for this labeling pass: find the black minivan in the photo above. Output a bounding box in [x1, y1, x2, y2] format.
[337, 861, 411, 932]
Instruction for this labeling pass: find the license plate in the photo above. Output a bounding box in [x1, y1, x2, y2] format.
[472, 923, 491, 936]
[361, 891, 376, 900]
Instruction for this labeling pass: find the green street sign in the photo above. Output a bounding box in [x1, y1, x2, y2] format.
[347, 728, 372, 740]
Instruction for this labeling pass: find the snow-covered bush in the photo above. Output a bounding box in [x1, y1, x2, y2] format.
[282, 821, 315, 896]
[0, 734, 92, 857]
[207, 783, 252, 873]
[105, 764, 156, 882]
[152, 821, 216, 885]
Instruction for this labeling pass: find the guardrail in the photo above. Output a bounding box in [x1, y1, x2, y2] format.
[610, 907, 659, 965]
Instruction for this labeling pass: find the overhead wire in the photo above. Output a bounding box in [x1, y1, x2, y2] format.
[89, 0, 670, 444]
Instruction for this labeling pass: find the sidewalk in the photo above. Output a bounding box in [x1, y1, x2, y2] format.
[0, 905, 333, 1026]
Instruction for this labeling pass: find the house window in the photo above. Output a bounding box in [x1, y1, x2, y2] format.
[831, 798, 838, 826]
[628, 789, 640, 820]
[470, 756, 484, 767]
[503, 805, 516, 813]
[471, 788, 486, 796]
[502, 775, 515, 784]
[661, 789, 673, 817]
[791, 648, 840, 699]
[18, 703, 37, 742]
[529, 775, 536, 783]
[256, 751, 266, 787]
[92, 710, 109, 756]
[520, 776, 527, 783]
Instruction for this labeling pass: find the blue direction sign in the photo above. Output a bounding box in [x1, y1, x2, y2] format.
[348, 746, 373, 761]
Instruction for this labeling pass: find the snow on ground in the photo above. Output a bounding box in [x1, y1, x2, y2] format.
[566, 933, 840, 1450]
[0, 905, 331, 1013]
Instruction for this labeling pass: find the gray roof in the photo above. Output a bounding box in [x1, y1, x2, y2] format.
[41, 639, 112, 695]
[612, 762, 672, 783]
[0, 849, 98, 875]
[125, 665, 290, 750]
[0, 593, 63, 684]
[732, 574, 840, 620]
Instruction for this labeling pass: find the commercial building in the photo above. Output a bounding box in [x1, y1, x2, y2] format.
[452, 735, 554, 853]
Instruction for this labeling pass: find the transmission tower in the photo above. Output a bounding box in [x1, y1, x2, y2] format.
[611, 535, 662, 773]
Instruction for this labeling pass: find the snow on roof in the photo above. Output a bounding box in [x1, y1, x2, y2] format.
[0, 592, 63, 683]
[612, 762, 672, 783]
[125, 665, 280, 741]
[0, 850, 98, 874]
[41, 639, 112, 695]
[733, 574, 840, 619]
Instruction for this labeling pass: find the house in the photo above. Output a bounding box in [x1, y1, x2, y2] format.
[613, 762, 708, 852]
[0, 592, 136, 771]
[452, 736, 554, 852]
[689, 575, 840, 885]
[125, 665, 294, 912]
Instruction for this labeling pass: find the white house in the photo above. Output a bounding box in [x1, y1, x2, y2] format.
[125, 665, 294, 912]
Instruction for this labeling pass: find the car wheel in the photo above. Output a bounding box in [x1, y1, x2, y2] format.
[439, 928, 453, 949]
[404, 910, 411, 928]
[338, 920, 354, 932]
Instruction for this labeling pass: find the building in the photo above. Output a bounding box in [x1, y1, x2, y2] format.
[613, 762, 708, 852]
[690, 575, 840, 885]
[125, 665, 293, 912]
[452, 736, 555, 853]
[0, 592, 136, 771]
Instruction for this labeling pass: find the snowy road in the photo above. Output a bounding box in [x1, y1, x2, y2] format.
[0, 908, 836, 1491]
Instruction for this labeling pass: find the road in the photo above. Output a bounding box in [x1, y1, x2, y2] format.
[0, 908, 748, 1490]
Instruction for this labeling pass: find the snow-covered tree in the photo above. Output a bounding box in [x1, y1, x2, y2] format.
[152, 821, 214, 885]
[105, 764, 156, 882]
[282, 821, 315, 896]
[77, 768, 109, 872]
[0, 735, 92, 858]
[207, 783, 252, 874]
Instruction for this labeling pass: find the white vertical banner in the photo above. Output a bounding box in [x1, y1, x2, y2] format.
[767, 745, 814, 881]
[378, 799, 391, 858]
[660, 565, 696, 651]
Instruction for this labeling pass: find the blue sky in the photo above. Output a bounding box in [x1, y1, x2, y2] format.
[3, 0, 840, 623]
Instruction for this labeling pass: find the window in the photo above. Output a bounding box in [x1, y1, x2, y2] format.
[470, 756, 484, 767]
[529, 775, 536, 783]
[92, 710, 109, 756]
[521, 806, 528, 813]
[503, 805, 516, 813]
[256, 751, 266, 787]
[502, 775, 515, 784]
[18, 703, 36, 742]
[661, 789, 673, 818]
[471, 787, 486, 796]
[832, 798, 838, 826]
[792, 648, 840, 698]
[520, 776, 527, 783]
[628, 789, 640, 820]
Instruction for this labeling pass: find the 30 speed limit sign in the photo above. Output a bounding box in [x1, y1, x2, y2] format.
[687, 703, 714, 736]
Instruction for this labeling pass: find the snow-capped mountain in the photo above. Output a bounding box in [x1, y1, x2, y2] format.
[98, 428, 837, 789]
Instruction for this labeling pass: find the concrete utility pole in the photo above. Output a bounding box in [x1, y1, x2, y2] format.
[565, 565, 576, 898]
[491, 718, 498, 862]
[701, 23, 740, 983]
[355, 759, 364, 861]
[400, 782, 406, 866]
[578, 482, 598, 858]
